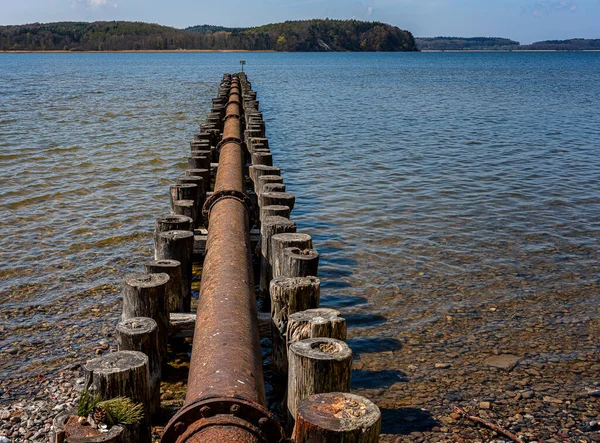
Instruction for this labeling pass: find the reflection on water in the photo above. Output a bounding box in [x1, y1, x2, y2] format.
[1, 54, 599, 420]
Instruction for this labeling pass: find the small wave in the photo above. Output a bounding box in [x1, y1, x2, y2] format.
[67, 231, 151, 253]
[4, 191, 66, 210]
[44, 145, 81, 153]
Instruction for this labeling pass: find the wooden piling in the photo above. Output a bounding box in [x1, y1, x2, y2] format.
[292, 393, 381, 443]
[53, 410, 124, 443]
[270, 276, 320, 376]
[262, 183, 286, 194]
[143, 259, 183, 312]
[185, 168, 211, 187]
[270, 232, 313, 280]
[250, 164, 280, 185]
[259, 216, 296, 307]
[188, 155, 211, 170]
[260, 204, 291, 221]
[260, 191, 295, 211]
[155, 230, 194, 310]
[251, 151, 273, 167]
[173, 176, 206, 215]
[257, 174, 284, 197]
[116, 317, 161, 420]
[172, 199, 196, 225]
[282, 247, 319, 278]
[121, 272, 169, 360]
[287, 338, 352, 430]
[169, 184, 198, 212]
[287, 308, 347, 347]
[84, 351, 151, 443]
[153, 215, 193, 259]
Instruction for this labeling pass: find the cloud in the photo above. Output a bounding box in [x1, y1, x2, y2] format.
[72, 0, 118, 9]
[367, 6, 374, 15]
[522, 0, 578, 16]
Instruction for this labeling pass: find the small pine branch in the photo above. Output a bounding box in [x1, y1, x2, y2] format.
[77, 390, 103, 417]
[98, 397, 144, 425]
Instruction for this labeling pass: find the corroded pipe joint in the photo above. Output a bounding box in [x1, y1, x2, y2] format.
[163, 397, 285, 443]
[201, 189, 256, 227]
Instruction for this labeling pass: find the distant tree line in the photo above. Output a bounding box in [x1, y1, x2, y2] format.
[416, 36, 600, 51]
[416, 37, 520, 50]
[0, 20, 418, 52]
[522, 39, 600, 51]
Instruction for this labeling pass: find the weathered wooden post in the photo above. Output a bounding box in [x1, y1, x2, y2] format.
[155, 230, 194, 310]
[121, 272, 169, 360]
[84, 351, 152, 443]
[259, 216, 296, 307]
[259, 191, 295, 211]
[188, 155, 211, 171]
[116, 317, 161, 420]
[174, 176, 205, 215]
[143, 259, 183, 312]
[185, 168, 211, 187]
[262, 183, 286, 194]
[282, 247, 319, 278]
[257, 174, 284, 197]
[270, 276, 320, 376]
[172, 199, 196, 225]
[53, 411, 124, 443]
[287, 338, 352, 430]
[287, 308, 347, 346]
[251, 151, 273, 167]
[292, 393, 381, 443]
[169, 184, 198, 212]
[250, 164, 280, 185]
[270, 232, 312, 279]
[260, 204, 291, 221]
[153, 215, 193, 259]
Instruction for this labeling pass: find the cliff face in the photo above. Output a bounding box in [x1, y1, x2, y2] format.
[0, 19, 418, 52]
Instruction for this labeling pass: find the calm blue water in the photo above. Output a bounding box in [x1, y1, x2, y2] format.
[1, 53, 599, 420]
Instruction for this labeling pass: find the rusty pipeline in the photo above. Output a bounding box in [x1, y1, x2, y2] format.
[162, 76, 285, 443]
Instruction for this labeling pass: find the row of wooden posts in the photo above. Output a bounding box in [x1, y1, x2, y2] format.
[54, 73, 381, 443]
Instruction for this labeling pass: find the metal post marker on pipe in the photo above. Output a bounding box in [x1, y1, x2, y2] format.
[162, 74, 285, 443]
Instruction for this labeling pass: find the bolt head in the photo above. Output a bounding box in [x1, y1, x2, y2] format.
[230, 404, 241, 414]
[174, 422, 185, 433]
[199, 406, 212, 417]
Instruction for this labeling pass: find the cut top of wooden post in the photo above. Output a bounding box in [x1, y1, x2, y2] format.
[287, 308, 347, 345]
[293, 392, 381, 443]
[84, 350, 148, 387]
[116, 316, 158, 337]
[290, 337, 352, 363]
[154, 214, 194, 233]
[124, 272, 170, 290]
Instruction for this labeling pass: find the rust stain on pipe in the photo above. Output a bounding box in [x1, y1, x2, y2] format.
[162, 75, 284, 443]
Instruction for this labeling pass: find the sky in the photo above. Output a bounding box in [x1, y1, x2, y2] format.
[0, 0, 598, 44]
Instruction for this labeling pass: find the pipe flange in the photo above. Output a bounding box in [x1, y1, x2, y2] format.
[216, 136, 243, 152]
[162, 397, 286, 443]
[223, 113, 241, 122]
[225, 100, 242, 108]
[202, 189, 255, 227]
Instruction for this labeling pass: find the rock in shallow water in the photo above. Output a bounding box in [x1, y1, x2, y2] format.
[484, 354, 521, 370]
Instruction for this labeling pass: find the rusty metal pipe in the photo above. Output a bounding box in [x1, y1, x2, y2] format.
[162, 76, 284, 443]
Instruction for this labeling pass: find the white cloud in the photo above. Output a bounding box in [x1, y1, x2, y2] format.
[72, 0, 118, 10]
[522, 0, 578, 16]
[367, 6, 374, 15]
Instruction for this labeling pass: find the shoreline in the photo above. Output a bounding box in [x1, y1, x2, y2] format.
[0, 49, 276, 54]
[2, 49, 600, 54]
